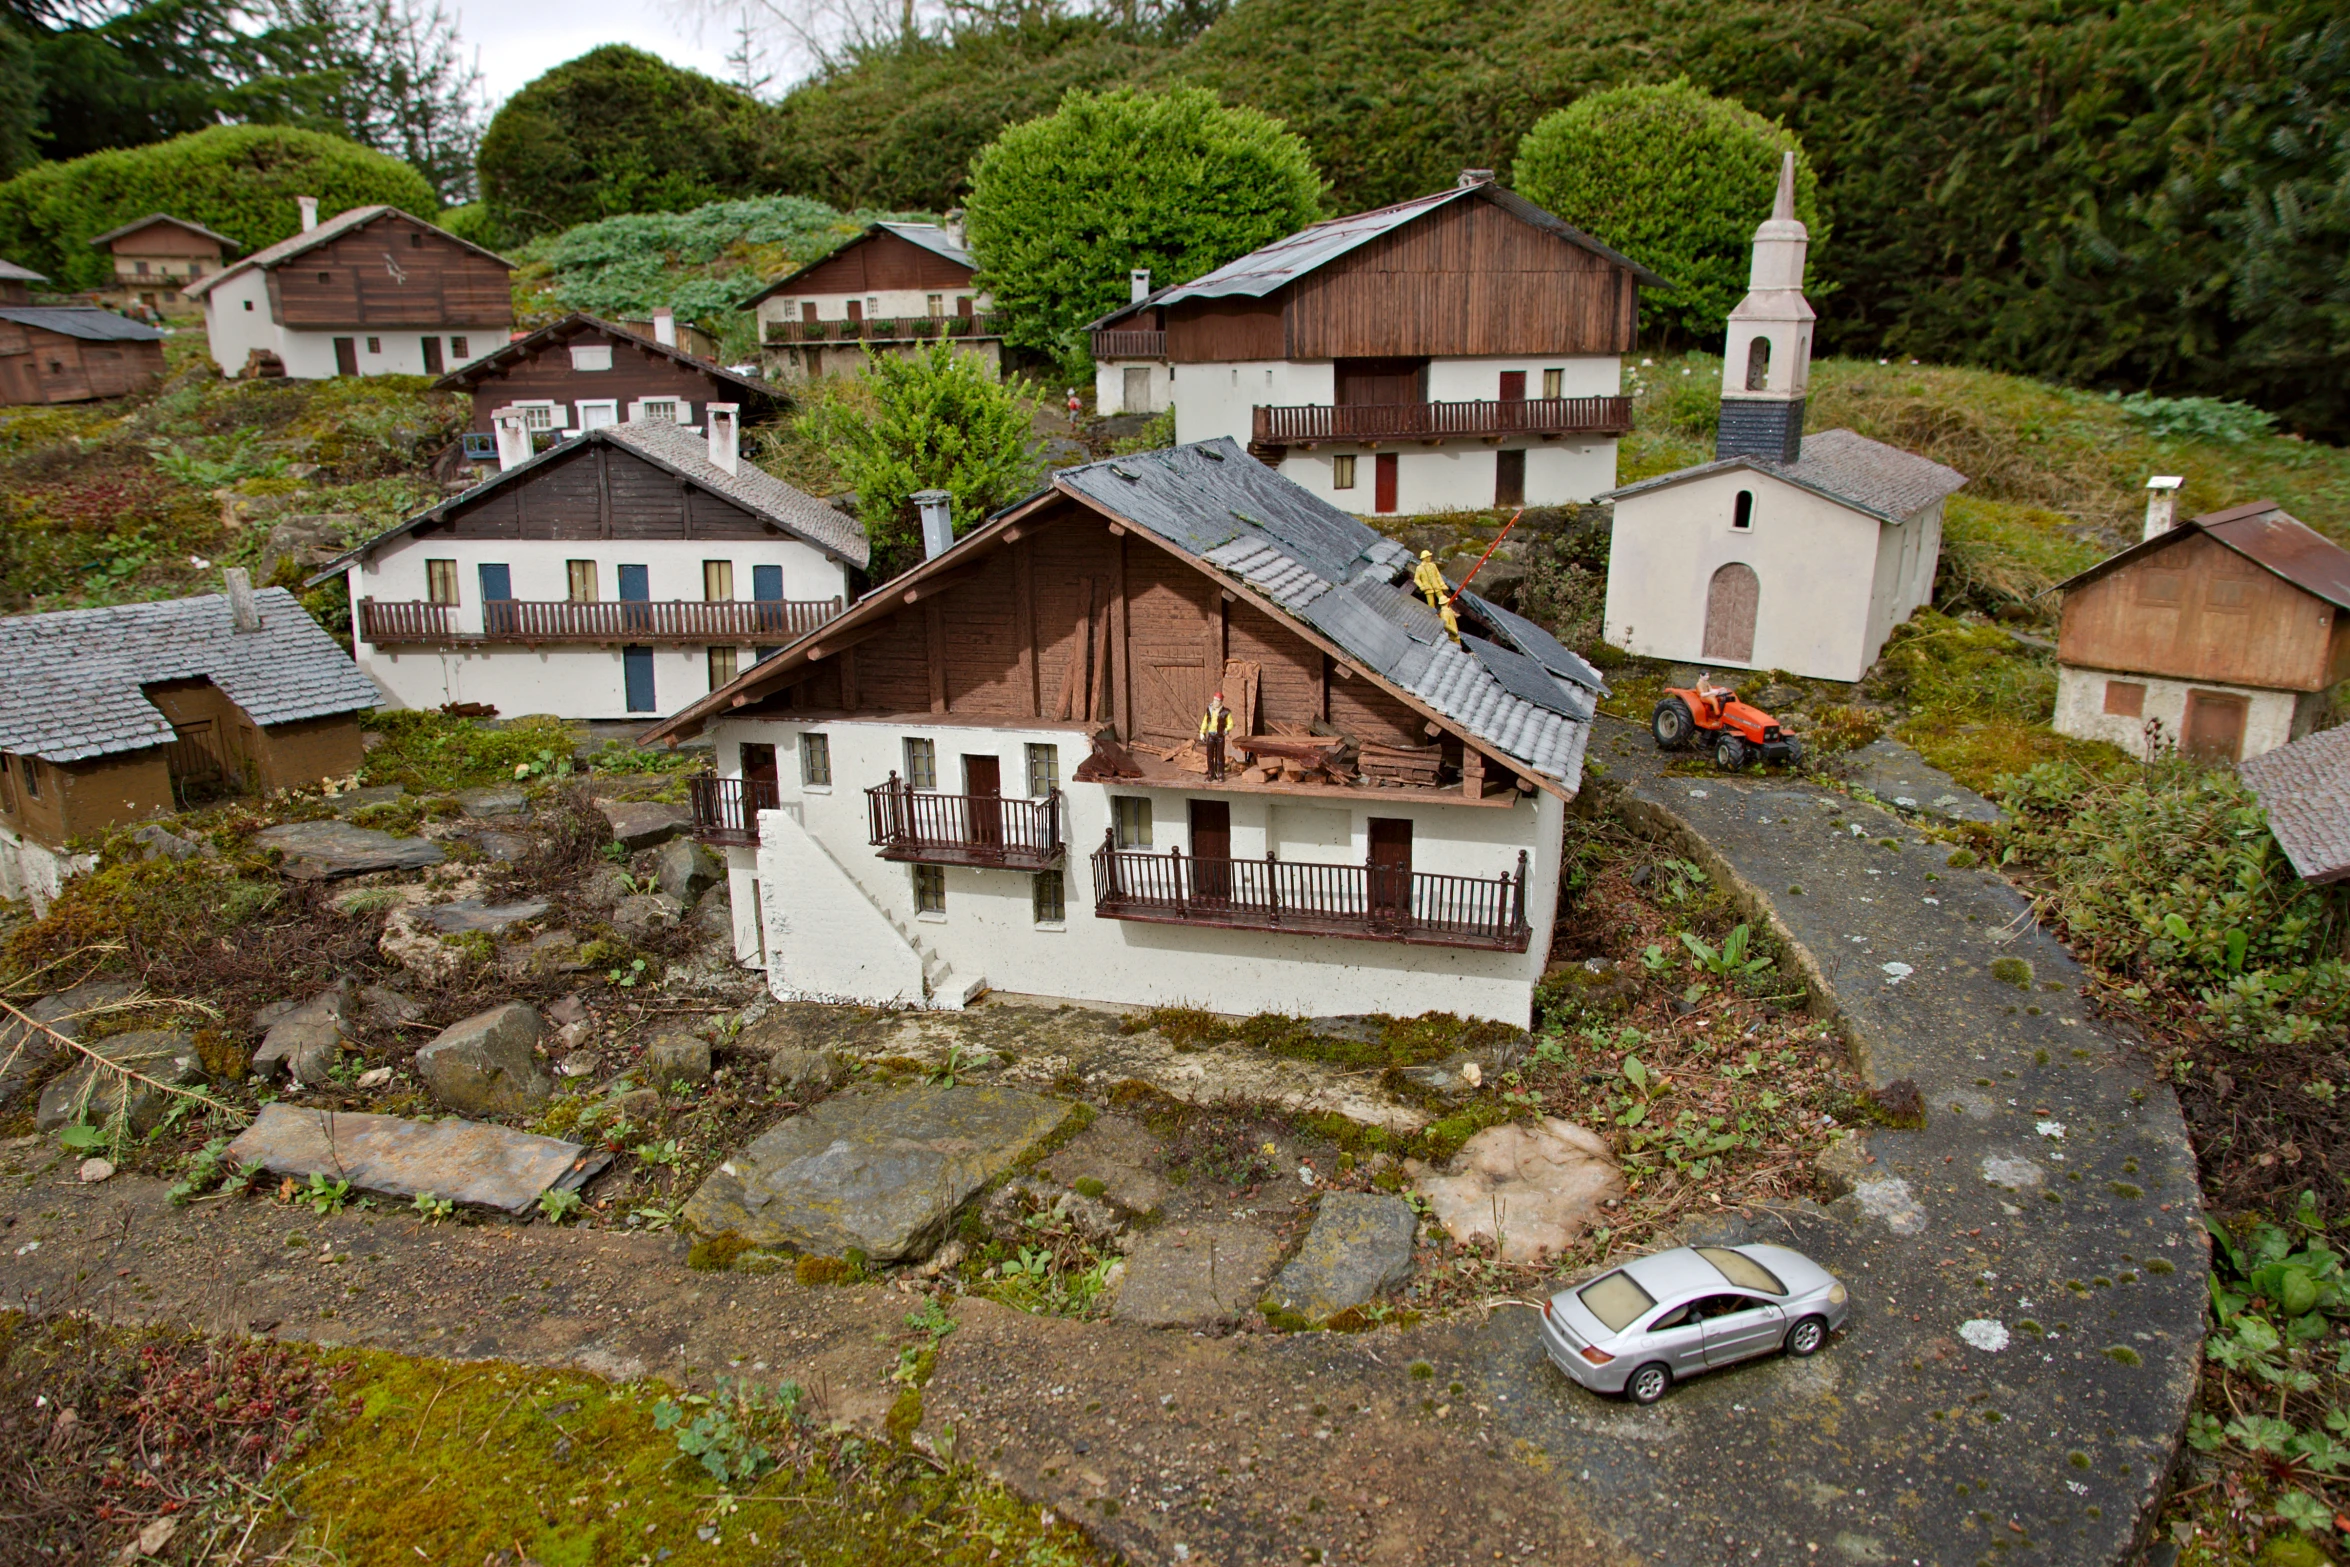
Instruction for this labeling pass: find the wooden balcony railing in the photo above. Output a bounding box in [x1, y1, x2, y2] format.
[1249, 395, 1634, 449]
[1090, 836, 1530, 952]
[358, 596, 841, 646]
[689, 775, 781, 847]
[865, 774, 1064, 870]
[762, 314, 1001, 346]
[1090, 329, 1165, 360]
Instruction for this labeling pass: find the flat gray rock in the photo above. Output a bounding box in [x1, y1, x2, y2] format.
[131, 823, 205, 860]
[682, 1082, 1071, 1262]
[256, 819, 444, 880]
[0, 978, 138, 1107]
[225, 1103, 608, 1216]
[600, 801, 692, 850]
[414, 1002, 551, 1116]
[1265, 1192, 1418, 1321]
[1832, 737, 2002, 824]
[463, 829, 536, 863]
[36, 1029, 205, 1134]
[1113, 1222, 1284, 1328]
[452, 786, 529, 818]
[251, 980, 356, 1084]
[1037, 1114, 1168, 1217]
[414, 899, 549, 937]
[328, 785, 407, 816]
[655, 837, 722, 904]
[611, 894, 683, 940]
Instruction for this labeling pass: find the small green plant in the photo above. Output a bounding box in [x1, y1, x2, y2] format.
[607, 956, 649, 989]
[627, 1203, 682, 1231]
[538, 1187, 584, 1225]
[634, 1137, 682, 1167]
[1680, 923, 1772, 978]
[412, 1191, 456, 1223]
[167, 1136, 236, 1204]
[512, 747, 574, 780]
[651, 1382, 774, 1485]
[1639, 943, 1670, 973]
[304, 1173, 352, 1215]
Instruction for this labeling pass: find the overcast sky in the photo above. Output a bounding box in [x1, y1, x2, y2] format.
[453, 0, 741, 105]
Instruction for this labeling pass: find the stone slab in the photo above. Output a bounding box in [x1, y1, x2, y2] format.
[600, 801, 692, 851]
[36, 1029, 204, 1134]
[0, 979, 138, 1108]
[1265, 1192, 1418, 1321]
[225, 1103, 608, 1215]
[414, 899, 549, 937]
[1111, 1222, 1283, 1329]
[681, 1083, 1071, 1263]
[256, 819, 444, 880]
[1037, 1114, 1168, 1217]
[452, 786, 529, 819]
[1830, 737, 2003, 823]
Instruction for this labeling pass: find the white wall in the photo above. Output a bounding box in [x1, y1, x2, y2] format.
[199, 270, 277, 375]
[1173, 359, 1334, 446]
[1604, 469, 1896, 683]
[200, 268, 501, 379]
[718, 714, 1563, 1023]
[1094, 358, 1173, 417]
[2053, 665, 2317, 762]
[1859, 498, 1944, 672]
[360, 642, 722, 722]
[1272, 442, 1618, 514]
[756, 288, 988, 334]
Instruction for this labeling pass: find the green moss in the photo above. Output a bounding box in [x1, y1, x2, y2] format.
[796, 1255, 859, 1286]
[2102, 1344, 2141, 1366]
[1407, 1360, 1436, 1380]
[885, 1385, 924, 1447]
[2107, 1181, 2144, 1199]
[1072, 1176, 1106, 1199]
[438, 930, 495, 965]
[1990, 957, 2033, 989]
[688, 1231, 753, 1272]
[1132, 1007, 1518, 1071]
[2146, 1257, 2175, 1275]
[1259, 1303, 1311, 1333]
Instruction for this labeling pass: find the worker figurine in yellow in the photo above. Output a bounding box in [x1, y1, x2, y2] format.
[1414, 550, 1463, 643]
[1198, 690, 1233, 781]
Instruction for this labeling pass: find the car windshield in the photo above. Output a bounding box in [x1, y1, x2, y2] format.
[1577, 1270, 1656, 1334]
[1697, 1246, 1787, 1296]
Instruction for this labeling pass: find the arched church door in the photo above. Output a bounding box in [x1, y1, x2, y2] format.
[1702, 563, 1759, 662]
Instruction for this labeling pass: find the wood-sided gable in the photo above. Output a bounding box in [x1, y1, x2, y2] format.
[2059, 528, 2345, 692]
[412, 442, 793, 544]
[449, 320, 769, 435]
[757, 227, 973, 302]
[267, 211, 513, 330]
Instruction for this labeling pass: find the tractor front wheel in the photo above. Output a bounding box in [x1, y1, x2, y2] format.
[1715, 733, 1749, 770]
[1652, 697, 1697, 751]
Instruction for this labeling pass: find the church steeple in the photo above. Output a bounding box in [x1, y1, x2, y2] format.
[1715, 152, 1815, 465]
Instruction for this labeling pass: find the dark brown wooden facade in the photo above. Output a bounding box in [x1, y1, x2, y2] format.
[0, 319, 165, 404]
[2060, 529, 2350, 692]
[755, 227, 975, 301]
[410, 440, 807, 545]
[267, 211, 511, 331]
[436, 316, 778, 438]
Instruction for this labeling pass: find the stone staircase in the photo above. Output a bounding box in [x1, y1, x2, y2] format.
[758, 808, 983, 1009]
[878, 902, 986, 1009]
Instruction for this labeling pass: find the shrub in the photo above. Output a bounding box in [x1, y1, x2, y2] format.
[358, 711, 579, 790]
[964, 86, 1323, 370]
[1512, 80, 1822, 344]
[0, 125, 438, 289]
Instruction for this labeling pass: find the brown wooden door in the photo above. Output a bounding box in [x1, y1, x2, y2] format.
[964, 755, 1002, 851]
[1498, 371, 1527, 402]
[1374, 453, 1399, 514]
[1495, 448, 1526, 507]
[1702, 562, 1759, 662]
[1189, 799, 1231, 902]
[740, 741, 778, 814]
[2182, 690, 2249, 762]
[846, 299, 864, 323]
[333, 337, 358, 376]
[957, 296, 974, 319]
[1368, 817, 1412, 920]
[800, 301, 817, 324]
[421, 335, 444, 375]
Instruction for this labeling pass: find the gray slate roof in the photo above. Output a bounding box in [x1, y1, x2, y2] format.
[185, 206, 513, 299]
[0, 258, 47, 284]
[1603, 427, 1968, 524]
[0, 306, 167, 342]
[87, 212, 239, 250]
[314, 419, 869, 580]
[2242, 726, 2350, 885]
[0, 589, 383, 764]
[1057, 439, 1605, 785]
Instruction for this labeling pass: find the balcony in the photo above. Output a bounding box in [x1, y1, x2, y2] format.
[762, 314, 1001, 346]
[1090, 329, 1165, 360]
[866, 775, 1065, 871]
[1249, 395, 1634, 455]
[357, 596, 842, 647]
[1090, 839, 1531, 952]
[688, 775, 780, 847]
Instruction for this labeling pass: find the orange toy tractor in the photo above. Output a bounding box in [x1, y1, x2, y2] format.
[1651, 678, 1803, 769]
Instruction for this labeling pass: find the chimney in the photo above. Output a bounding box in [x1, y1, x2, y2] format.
[1130, 268, 1152, 303]
[943, 208, 967, 250]
[706, 403, 740, 475]
[492, 409, 532, 472]
[913, 489, 954, 560]
[1458, 168, 1495, 188]
[224, 567, 261, 633]
[652, 306, 677, 348]
[2143, 475, 2185, 541]
[297, 196, 319, 233]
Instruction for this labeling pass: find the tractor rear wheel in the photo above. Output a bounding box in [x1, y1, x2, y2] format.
[1652, 697, 1697, 751]
[1715, 733, 1749, 770]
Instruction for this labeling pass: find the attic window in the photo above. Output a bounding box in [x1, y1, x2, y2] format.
[317, 271, 330, 285]
[569, 344, 613, 372]
[409, 232, 422, 248]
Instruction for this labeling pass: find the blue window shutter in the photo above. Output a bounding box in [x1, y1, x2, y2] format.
[752, 564, 783, 601]
[623, 647, 656, 712]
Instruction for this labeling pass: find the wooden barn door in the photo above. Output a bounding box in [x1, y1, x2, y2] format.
[1702, 563, 1759, 662]
[1368, 817, 1413, 922]
[1373, 453, 1398, 515]
[1125, 546, 1218, 746]
[2182, 691, 2248, 763]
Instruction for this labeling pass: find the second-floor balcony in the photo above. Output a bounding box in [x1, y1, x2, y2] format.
[1250, 395, 1634, 451]
[866, 775, 1064, 871]
[357, 596, 842, 647]
[1090, 329, 1166, 360]
[688, 775, 780, 847]
[762, 314, 1001, 346]
[1090, 838, 1531, 952]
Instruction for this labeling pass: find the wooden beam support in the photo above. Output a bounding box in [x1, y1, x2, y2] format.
[924, 598, 948, 714]
[901, 566, 980, 605]
[805, 619, 894, 660]
[1462, 747, 1485, 799]
[1013, 537, 1038, 718]
[1109, 532, 1129, 737]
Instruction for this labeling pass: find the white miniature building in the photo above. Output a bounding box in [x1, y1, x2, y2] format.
[1599, 156, 1967, 683]
[1083, 173, 1661, 516]
[641, 440, 1607, 1025]
[313, 413, 865, 721]
[183, 200, 513, 380]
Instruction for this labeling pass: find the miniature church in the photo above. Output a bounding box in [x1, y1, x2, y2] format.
[1600, 155, 1967, 683]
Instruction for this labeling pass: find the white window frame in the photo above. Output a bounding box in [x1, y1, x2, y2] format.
[569, 344, 614, 372]
[501, 401, 562, 432]
[630, 397, 685, 424]
[574, 399, 620, 432]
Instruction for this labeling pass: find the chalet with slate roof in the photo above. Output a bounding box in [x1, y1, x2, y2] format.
[0, 303, 168, 404]
[2051, 499, 2350, 763]
[184, 201, 513, 380]
[1084, 172, 1661, 517]
[0, 579, 381, 907]
[642, 438, 1604, 1024]
[1600, 158, 1967, 683]
[88, 213, 238, 319]
[741, 220, 1000, 383]
[316, 416, 866, 722]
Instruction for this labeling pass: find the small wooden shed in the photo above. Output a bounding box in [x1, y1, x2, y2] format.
[0, 305, 169, 404]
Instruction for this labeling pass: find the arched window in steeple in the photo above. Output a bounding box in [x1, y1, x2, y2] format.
[1745, 336, 1771, 392]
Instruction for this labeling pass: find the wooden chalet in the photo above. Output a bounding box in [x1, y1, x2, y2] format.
[741, 221, 999, 383]
[0, 303, 168, 405]
[88, 212, 238, 318]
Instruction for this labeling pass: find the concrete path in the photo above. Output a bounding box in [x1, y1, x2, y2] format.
[1440, 719, 2206, 1565]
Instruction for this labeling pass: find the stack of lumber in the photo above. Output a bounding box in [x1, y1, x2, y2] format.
[1358, 742, 1443, 786]
[1237, 733, 1356, 784]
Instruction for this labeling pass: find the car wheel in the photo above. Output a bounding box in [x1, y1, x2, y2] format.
[1626, 1363, 1671, 1405]
[1715, 734, 1748, 770]
[1786, 1316, 1828, 1357]
[1652, 697, 1695, 751]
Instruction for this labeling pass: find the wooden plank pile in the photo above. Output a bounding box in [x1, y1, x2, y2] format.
[1358, 741, 1444, 786]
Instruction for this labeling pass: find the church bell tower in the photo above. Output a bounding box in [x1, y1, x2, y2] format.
[1715, 152, 1815, 464]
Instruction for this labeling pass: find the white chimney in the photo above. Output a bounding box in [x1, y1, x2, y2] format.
[1130, 268, 1151, 303]
[943, 208, 967, 250]
[913, 489, 954, 560]
[2143, 475, 2185, 541]
[706, 403, 740, 475]
[224, 567, 261, 632]
[492, 410, 532, 472]
[652, 306, 677, 348]
[1458, 168, 1495, 188]
[297, 196, 319, 232]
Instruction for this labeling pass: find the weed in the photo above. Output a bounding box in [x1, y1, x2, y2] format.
[1679, 923, 1773, 979]
[413, 1191, 456, 1223]
[302, 1173, 352, 1215]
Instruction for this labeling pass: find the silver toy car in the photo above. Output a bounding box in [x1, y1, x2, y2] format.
[1539, 1243, 1850, 1404]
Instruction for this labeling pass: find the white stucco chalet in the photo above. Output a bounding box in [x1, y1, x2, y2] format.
[642, 440, 1608, 1026]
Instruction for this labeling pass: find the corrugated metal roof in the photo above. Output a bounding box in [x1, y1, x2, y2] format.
[2052, 501, 2350, 611]
[2241, 725, 2350, 884]
[0, 306, 167, 343]
[184, 207, 512, 299]
[1603, 428, 1968, 525]
[0, 589, 382, 764]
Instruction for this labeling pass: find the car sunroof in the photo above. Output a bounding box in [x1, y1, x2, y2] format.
[1697, 1246, 1786, 1296]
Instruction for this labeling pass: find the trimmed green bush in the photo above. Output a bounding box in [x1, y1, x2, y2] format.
[1513, 80, 1820, 343]
[0, 125, 438, 289]
[964, 87, 1322, 370]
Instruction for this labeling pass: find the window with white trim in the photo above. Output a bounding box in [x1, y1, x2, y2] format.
[569, 344, 613, 371]
[903, 738, 936, 790]
[1032, 869, 1065, 924]
[913, 864, 945, 913]
[638, 398, 681, 423]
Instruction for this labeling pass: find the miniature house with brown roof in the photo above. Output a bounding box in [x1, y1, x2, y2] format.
[741, 220, 998, 383]
[88, 213, 238, 318]
[2053, 498, 2350, 763]
[184, 199, 513, 380]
